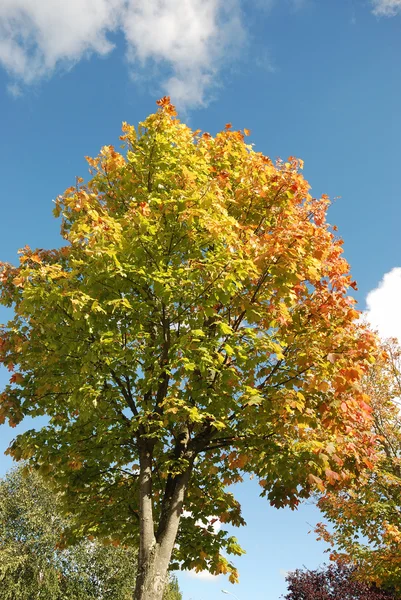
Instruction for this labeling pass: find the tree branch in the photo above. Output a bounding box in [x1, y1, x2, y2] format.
[110, 368, 139, 417]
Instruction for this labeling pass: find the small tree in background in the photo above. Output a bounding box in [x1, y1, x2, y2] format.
[162, 575, 182, 600]
[0, 466, 181, 600]
[0, 98, 377, 599]
[283, 563, 397, 600]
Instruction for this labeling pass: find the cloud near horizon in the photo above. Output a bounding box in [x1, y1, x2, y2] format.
[0, 0, 244, 108]
[364, 267, 401, 343]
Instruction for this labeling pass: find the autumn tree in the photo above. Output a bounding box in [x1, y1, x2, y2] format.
[283, 563, 397, 599]
[0, 98, 377, 600]
[317, 338, 401, 592]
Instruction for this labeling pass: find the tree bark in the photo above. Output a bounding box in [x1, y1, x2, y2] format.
[134, 543, 168, 600]
[134, 445, 192, 600]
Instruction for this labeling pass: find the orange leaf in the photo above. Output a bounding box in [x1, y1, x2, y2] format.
[325, 469, 340, 485]
[363, 457, 375, 470]
[12, 277, 24, 288]
[308, 473, 325, 491]
[344, 367, 362, 381]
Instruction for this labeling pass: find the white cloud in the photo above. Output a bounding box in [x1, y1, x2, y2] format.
[187, 569, 221, 580]
[0, 0, 245, 108]
[0, 0, 120, 82]
[364, 268, 401, 343]
[372, 0, 401, 16]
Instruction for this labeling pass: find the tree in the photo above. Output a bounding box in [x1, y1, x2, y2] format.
[0, 97, 377, 600]
[317, 339, 401, 592]
[283, 563, 397, 599]
[162, 575, 181, 600]
[1, 466, 61, 599]
[0, 465, 181, 600]
[0, 465, 138, 599]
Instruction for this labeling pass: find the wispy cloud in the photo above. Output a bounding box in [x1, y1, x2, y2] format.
[364, 267, 401, 343]
[253, 0, 276, 12]
[372, 0, 401, 16]
[6, 83, 22, 98]
[254, 0, 307, 11]
[255, 48, 278, 74]
[0, 0, 245, 108]
[279, 568, 291, 579]
[290, 0, 308, 11]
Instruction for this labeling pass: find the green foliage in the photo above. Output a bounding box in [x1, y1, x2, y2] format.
[0, 467, 62, 600]
[0, 98, 377, 583]
[162, 575, 182, 600]
[0, 465, 181, 599]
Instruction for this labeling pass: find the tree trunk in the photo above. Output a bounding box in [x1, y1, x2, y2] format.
[134, 445, 192, 600]
[134, 542, 171, 600]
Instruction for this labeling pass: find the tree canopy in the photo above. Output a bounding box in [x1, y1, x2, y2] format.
[0, 97, 377, 598]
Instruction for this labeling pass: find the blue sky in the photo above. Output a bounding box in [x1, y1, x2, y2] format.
[1, 0, 401, 598]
